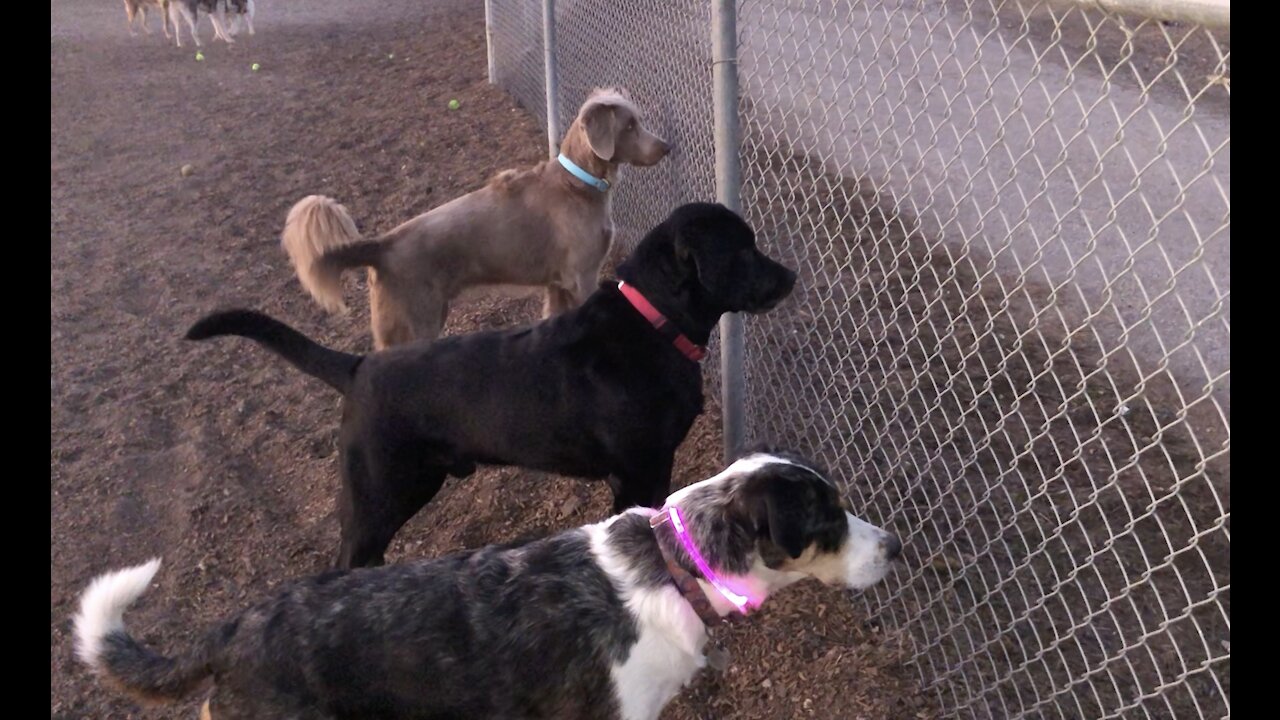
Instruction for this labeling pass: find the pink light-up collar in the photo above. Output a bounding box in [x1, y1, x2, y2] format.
[664, 505, 754, 614]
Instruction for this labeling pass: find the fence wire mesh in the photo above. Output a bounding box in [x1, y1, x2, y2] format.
[489, 1, 1230, 718]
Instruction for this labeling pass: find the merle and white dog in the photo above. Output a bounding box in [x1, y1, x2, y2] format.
[74, 452, 902, 720]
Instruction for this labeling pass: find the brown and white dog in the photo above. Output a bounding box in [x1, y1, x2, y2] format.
[74, 452, 902, 720]
[281, 87, 670, 349]
[123, 0, 170, 39]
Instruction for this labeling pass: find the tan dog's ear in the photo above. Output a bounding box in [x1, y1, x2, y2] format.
[584, 103, 618, 162]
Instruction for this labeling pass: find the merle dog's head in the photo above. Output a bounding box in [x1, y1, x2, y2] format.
[616, 203, 797, 340]
[659, 451, 901, 598]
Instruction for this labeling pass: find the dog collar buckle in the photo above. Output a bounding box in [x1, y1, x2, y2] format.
[557, 153, 610, 193]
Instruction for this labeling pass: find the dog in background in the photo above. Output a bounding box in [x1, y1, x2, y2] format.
[223, 0, 255, 37]
[168, 0, 235, 47]
[74, 452, 903, 720]
[187, 203, 796, 568]
[123, 0, 170, 39]
[282, 87, 670, 350]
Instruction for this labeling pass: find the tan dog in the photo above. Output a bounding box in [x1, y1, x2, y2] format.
[281, 88, 670, 349]
[123, 0, 170, 38]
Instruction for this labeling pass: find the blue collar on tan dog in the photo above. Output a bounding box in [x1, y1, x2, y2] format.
[557, 153, 610, 192]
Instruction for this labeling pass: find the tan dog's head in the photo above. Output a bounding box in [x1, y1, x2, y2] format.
[570, 87, 670, 167]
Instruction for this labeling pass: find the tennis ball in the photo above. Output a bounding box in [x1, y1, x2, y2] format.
[448, 99, 460, 110]
[180, 164, 195, 177]
[251, 62, 260, 71]
[195, 52, 204, 61]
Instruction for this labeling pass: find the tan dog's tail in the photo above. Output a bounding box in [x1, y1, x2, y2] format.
[282, 195, 384, 314]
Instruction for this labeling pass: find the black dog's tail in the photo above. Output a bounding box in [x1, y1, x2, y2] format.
[74, 559, 224, 703]
[186, 309, 361, 395]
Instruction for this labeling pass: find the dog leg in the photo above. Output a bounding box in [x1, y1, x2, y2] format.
[336, 445, 447, 569]
[408, 285, 451, 345]
[125, 1, 138, 35]
[168, 4, 182, 45]
[244, 0, 254, 34]
[543, 286, 577, 318]
[182, 5, 201, 46]
[209, 11, 234, 43]
[571, 268, 598, 307]
[368, 272, 417, 350]
[607, 456, 675, 514]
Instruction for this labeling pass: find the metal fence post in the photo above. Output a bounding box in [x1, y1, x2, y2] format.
[483, 0, 496, 84]
[542, 0, 561, 157]
[712, 0, 744, 462]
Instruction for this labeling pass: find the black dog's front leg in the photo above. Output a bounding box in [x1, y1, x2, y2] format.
[607, 455, 675, 513]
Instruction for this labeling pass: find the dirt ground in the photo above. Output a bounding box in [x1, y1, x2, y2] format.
[50, 1, 935, 718]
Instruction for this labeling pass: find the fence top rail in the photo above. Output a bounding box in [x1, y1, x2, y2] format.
[1065, 0, 1230, 27]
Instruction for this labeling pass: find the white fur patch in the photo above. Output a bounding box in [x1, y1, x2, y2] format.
[841, 513, 895, 589]
[586, 513, 708, 720]
[73, 559, 162, 670]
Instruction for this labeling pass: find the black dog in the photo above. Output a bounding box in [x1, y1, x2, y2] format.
[187, 203, 796, 568]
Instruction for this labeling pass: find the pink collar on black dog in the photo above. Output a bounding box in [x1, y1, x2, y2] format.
[617, 281, 707, 362]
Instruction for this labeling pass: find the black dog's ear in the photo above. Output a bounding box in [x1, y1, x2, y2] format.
[749, 477, 809, 560]
[674, 219, 736, 297]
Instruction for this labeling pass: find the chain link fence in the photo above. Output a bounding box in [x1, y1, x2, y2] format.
[487, 1, 1229, 717]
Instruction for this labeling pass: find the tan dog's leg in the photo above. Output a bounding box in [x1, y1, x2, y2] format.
[544, 286, 577, 317]
[368, 272, 415, 351]
[199, 699, 213, 720]
[571, 267, 599, 306]
[408, 287, 451, 345]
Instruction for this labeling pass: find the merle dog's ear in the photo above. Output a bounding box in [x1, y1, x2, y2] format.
[748, 476, 809, 560]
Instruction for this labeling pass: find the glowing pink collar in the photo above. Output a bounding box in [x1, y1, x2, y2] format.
[651, 505, 755, 617]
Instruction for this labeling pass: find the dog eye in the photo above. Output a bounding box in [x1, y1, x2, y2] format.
[627, 121, 636, 131]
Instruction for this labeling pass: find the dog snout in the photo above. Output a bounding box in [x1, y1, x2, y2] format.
[643, 136, 671, 164]
[752, 264, 796, 311]
[777, 266, 797, 296]
[881, 533, 903, 562]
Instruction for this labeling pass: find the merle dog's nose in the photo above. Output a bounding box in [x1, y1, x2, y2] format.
[881, 534, 903, 561]
[658, 139, 672, 155]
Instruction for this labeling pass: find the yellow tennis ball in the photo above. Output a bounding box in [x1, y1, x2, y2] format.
[448, 99, 460, 110]
[251, 63, 260, 71]
[195, 52, 204, 61]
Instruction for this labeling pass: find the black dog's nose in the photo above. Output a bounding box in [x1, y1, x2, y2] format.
[779, 268, 797, 295]
[881, 534, 903, 561]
